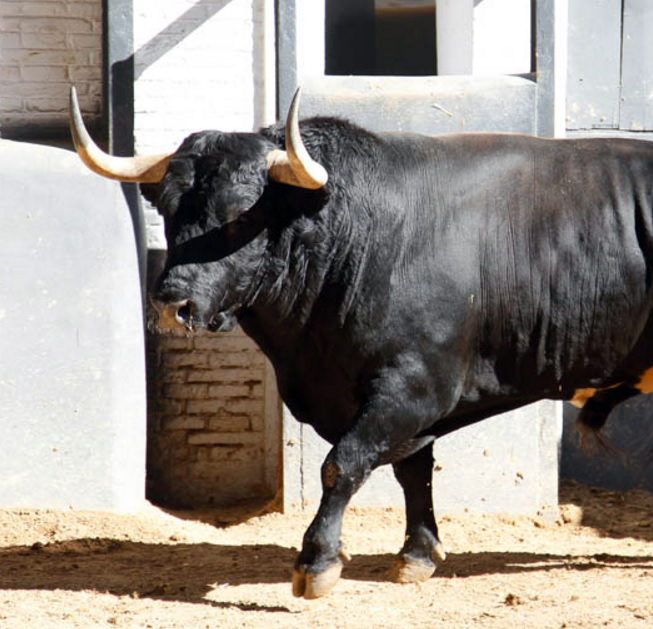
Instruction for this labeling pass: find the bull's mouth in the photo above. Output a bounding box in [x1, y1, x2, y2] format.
[149, 296, 239, 334]
[207, 311, 238, 332]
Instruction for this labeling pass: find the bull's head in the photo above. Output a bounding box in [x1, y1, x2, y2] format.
[69, 87, 328, 333]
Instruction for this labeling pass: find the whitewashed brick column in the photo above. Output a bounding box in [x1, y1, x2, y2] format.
[146, 328, 273, 507]
[137, 1, 280, 508]
[0, 0, 102, 132]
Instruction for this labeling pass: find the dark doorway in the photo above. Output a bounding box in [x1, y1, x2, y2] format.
[325, 0, 437, 76]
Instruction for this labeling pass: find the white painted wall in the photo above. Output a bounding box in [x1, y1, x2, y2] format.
[296, 0, 326, 78]
[0, 0, 102, 131]
[473, 0, 532, 76]
[134, 0, 276, 154]
[133, 0, 276, 249]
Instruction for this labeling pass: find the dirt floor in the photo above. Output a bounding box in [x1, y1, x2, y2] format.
[0, 481, 652, 628]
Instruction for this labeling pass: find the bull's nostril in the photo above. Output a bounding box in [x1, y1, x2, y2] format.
[150, 297, 195, 331]
[176, 301, 193, 325]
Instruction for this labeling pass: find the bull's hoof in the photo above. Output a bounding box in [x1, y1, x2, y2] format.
[389, 556, 436, 584]
[433, 542, 447, 562]
[292, 559, 343, 599]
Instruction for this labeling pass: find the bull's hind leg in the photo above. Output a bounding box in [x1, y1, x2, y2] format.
[389, 443, 446, 584]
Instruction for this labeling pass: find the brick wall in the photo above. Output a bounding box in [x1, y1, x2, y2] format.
[146, 327, 276, 508]
[134, 0, 274, 251]
[0, 0, 102, 135]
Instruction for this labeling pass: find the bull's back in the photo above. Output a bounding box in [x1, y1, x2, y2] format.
[379, 133, 653, 399]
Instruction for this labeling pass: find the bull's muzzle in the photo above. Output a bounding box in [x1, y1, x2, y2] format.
[149, 297, 193, 331]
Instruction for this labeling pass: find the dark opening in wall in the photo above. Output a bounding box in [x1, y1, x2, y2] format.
[325, 0, 437, 76]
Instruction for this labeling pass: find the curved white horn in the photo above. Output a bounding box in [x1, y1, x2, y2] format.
[267, 88, 328, 190]
[69, 86, 172, 183]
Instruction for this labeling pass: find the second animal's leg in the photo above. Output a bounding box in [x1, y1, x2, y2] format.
[390, 443, 446, 583]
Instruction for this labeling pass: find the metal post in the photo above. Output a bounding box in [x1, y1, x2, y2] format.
[276, 0, 298, 120]
[102, 0, 147, 292]
[535, 0, 568, 138]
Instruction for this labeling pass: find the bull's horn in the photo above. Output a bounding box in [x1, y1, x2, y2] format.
[69, 86, 172, 183]
[266, 88, 328, 190]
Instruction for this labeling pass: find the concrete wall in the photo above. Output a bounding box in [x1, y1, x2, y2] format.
[561, 401, 653, 493]
[0, 140, 146, 512]
[0, 2, 147, 512]
[0, 0, 279, 510]
[285, 402, 561, 516]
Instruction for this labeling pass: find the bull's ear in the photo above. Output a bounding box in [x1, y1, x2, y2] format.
[139, 183, 160, 206]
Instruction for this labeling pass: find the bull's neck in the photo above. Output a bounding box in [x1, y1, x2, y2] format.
[242, 190, 368, 344]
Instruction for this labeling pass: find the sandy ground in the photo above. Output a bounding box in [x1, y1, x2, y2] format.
[0, 481, 652, 628]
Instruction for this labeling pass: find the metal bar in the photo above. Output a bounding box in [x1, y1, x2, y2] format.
[103, 0, 146, 292]
[535, 0, 568, 137]
[276, 0, 298, 120]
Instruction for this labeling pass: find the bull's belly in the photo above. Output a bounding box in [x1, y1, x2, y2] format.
[277, 374, 360, 445]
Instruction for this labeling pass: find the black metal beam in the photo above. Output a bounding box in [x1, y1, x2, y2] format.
[102, 0, 146, 292]
[275, 0, 297, 120]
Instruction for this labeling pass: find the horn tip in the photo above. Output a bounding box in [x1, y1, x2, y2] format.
[69, 85, 79, 110]
[289, 86, 302, 118]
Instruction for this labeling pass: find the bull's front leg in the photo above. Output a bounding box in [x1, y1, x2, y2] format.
[292, 432, 374, 599]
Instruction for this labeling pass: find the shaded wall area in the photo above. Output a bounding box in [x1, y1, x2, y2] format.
[561, 399, 653, 492]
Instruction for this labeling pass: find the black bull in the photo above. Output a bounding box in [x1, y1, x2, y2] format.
[71, 94, 653, 599]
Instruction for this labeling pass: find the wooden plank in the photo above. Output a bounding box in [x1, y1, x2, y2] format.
[565, 0, 621, 130]
[620, 0, 653, 131]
